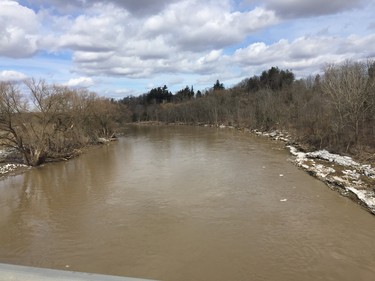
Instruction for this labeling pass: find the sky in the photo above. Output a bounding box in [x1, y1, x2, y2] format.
[1, 0, 375, 98]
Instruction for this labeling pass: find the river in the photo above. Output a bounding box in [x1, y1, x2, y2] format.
[1, 125, 375, 281]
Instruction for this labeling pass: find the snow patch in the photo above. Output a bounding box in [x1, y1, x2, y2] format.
[306, 150, 359, 167]
[346, 187, 375, 210]
[0, 163, 27, 175]
[287, 145, 375, 214]
[313, 164, 335, 178]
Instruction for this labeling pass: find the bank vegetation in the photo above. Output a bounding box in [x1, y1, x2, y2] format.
[0, 79, 130, 166]
[120, 60, 375, 162]
[1, 60, 374, 167]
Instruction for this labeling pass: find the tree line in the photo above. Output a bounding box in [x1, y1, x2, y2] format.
[2, 60, 373, 166]
[0, 79, 130, 166]
[120, 60, 375, 157]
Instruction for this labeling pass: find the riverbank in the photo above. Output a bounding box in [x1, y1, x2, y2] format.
[132, 121, 375, 215]
[0, 138, 118, 180]
[255, 129, 375, 215]
[0, 148, 30, 179]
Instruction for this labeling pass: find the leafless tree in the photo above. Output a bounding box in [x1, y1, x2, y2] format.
[0, 80, 127, 166]
[321, 60, 375, 150]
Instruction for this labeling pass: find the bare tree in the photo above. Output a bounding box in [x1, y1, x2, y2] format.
[321, 60, 375, 150]
[0, 80, 122, 166]
[0, 82, 27, 158]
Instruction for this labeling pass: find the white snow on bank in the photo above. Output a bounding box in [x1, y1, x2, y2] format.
[248, 129, 375, 214]
[0, 163, 27, 175]
[288, 146, 310, 169]
[346, 187, 375, 210]
[244, 129, 375, 213]
[287, 145, 375, 214]
[342, 169, 361, 180]
[306, 150, 358, 167]
[313, 164, 336, 178]
[0, 148, 27, 175]
[305, 150, 375, 179]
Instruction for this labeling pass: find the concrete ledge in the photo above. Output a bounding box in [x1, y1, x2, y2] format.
[0, 263, 156, 281]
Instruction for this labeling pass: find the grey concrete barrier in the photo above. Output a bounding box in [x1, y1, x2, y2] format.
[0, 263, 156, 281]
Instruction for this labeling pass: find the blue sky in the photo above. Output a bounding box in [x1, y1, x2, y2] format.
[1, 0, 375, 98]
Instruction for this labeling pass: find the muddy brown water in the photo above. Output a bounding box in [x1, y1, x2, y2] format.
[1, 126, 375, 281]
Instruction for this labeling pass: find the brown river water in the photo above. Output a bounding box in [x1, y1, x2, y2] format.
[1, 125, 375, 281]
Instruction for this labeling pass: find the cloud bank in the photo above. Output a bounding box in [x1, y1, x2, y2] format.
[1, 0, 374, 96]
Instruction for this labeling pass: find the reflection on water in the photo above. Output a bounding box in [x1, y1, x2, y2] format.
[1, 125, 375, 281]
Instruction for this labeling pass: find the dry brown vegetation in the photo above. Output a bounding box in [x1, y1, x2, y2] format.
[120, 60, 375, 160]
[0, 79, 130, 166]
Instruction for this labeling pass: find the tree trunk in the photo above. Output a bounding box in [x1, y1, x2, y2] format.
[22, 148, 47, 166]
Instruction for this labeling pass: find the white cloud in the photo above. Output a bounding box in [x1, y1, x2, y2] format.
[143, 3, 278, 51]
[198, 50, 223, 64]
[36, 0, 277, 79]
[233, 34, 375, 76]
[0, 1, 40, 58]
[2, 0, 375, 96]
[0, 70, 28, 82]
[65, 77, 95, 88]
[40, 3, 130, 52]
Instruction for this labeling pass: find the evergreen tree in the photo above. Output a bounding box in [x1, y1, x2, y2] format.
[213, 80, 225, 91]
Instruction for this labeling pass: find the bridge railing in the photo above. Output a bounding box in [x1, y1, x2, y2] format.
[0, 263, 156, 281]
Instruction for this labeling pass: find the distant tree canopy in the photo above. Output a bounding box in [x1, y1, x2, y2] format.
[213, 80, 225, 91]
[119, 62, 375, 155]
[173, 85, 195, 102]
[246, 67, 295, 92]
[4, 63, 369, 163]
[146, 85, 172, 104]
